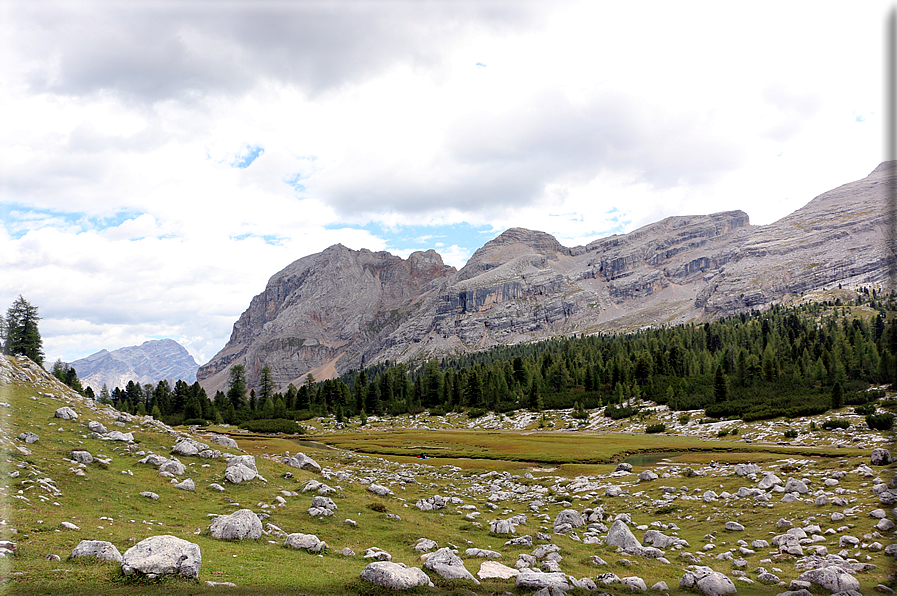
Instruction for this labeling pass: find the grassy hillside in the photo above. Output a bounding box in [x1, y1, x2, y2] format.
[1, 354, 895, 595]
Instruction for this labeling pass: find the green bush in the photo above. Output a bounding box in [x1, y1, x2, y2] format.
[604, 404, 639, 420]
[239, 418, 305, 434]
[717, 429, 729, 437]
[866, 412, 895, 431]
[678, 413, 690, 425]
[821, 419, 851, 430]
[183, 418, 208, 427]
[466, 408, 486, 419]
[428, 406, 446, 417]
[783, 429, 798, 438]
[645, 423, 666, 434]
[292, 409, 316, 421]
[853, 403, 877, 415]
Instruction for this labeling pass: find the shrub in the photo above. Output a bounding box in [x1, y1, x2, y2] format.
[428, 406, 446, 417]
[783, 429, 798, 439]
[821, 419, 851, 430]
[604, 404, 639, 420]
[645, 423, 666, 434]
[183, 418, 208, 427]
[866, 412, 895, 431]
[292, 409, 316, 421]
[240, 418, 305, 434]
[717, 429, 729, 437]
[367, 503, 387, 512]
[678, 413, 691, 425]
[854, 403, 877, 415]
[730, 427, 739, 435]
[466, 408, 486, 419]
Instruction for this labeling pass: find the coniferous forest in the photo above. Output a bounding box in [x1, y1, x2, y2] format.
[98, 289, 897, 430]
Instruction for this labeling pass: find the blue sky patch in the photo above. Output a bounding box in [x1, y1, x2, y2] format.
[0, 204, 144, 238]
[329, 221, 499, 254]
[229, 232, 285, 246]
[232, 145, 264, 168]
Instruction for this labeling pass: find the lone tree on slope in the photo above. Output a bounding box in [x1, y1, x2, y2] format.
[2, 296, 44, 365]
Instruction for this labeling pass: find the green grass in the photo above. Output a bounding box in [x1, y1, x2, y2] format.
[1, 355, 895, 595]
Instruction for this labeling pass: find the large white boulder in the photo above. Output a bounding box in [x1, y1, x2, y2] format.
[281, 452, 321, 473]
[679, 566, 737, 595]
[121, 535, 201, 579]
[70, 540, 122, 562]
[360, 561, 433, 589]
[224, 455, 258, 484]
[423, 547, 479, 584]
[209, 509, 262, 540]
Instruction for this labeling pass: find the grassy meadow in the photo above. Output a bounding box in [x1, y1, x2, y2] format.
[1, 355, 894, 595]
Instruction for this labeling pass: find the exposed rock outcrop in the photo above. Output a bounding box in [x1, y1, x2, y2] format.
[199, 163, 895, 393]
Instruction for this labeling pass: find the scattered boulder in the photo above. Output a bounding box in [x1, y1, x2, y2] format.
[209, 509, 263, 540]
[140, 491, 159, 501]
[359, 561, 433, 589]
[17, 432, 38, 443]
[616, 463, 633, 472]
[423, 547, 479, 584]
[477, 560, 518, 580]
[281, 453, 321, 473]
[224, 455, 259, 484]
[872, 448, 892, 466]
[734, 463, 761, 476]
[553, 509, 584, 532]
[174, 478, 195, 491]
[54, 406, 78, 420]
[758, 473, 783, 490]
[797, 567, 860, 593]
[465, 547, 501, 559]
[208, 434, 239, 449]
[158, 458, 186, 476]
[121, 535, 201, 579]
[725, 521, 745, 532]
[606, 519, 641, 552]
[172, 438, 208, 457]
[70, 450, 93, 464]
[70, 540, 122, 562]
[368, 484, 394, 497]
[679, 566, 737, 595]
[284, 533, 326, 552]
[638, 470, 659, 482]
[105, 431, 134, 442]
[87, 420, 107, 434]
[413, 538, 438, 553]
[516, 570, 570, 592]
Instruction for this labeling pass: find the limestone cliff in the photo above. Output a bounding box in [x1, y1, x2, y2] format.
[198, 163, 895, 394]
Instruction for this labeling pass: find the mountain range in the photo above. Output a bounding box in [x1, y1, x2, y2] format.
[71, 339, 199, 393]
[197, 162, 896, 395]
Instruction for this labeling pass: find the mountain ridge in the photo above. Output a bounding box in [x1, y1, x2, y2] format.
[198, 162, 895, 395]
[71, 338, 199, 392]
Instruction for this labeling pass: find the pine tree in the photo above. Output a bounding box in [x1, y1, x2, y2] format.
[3, 296, 44, 364]
[714, 365, 728, 403]
[831, 380, 844, 410]
[227, 365, 247, 410]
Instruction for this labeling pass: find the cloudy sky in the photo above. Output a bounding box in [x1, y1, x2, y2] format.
[0, 1, 890, 367]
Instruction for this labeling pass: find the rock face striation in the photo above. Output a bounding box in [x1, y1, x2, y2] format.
[72, 339, 199, 393]
[199, 163, 895, 392]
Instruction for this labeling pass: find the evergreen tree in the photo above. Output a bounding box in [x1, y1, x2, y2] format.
[2, 296, 44, 364]
[714, 365, 728, 403]
[831, 380, 844, 410]
[258, 366, 275, 403]
[227, 365, 247, 410]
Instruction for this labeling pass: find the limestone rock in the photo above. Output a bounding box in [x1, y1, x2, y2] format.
[55, 406, 78, 420]
[516, 570, 570, 591]
[477, 560, 518, 580]
[121, 535, 201, 579]
[679, 566, 737, 595]
[18, 432, 38, 443]
[281, 452, 322, 473]
[224, 455, 258, 484]
[70, 540, 122, 562]
[209, 509, 263, 540]
[284, 533, 326, 552]
[359, 561, 433, 589]
[797, 567, 860, 593]
[872, 448, 892, 466]
[606, 519, 641, 551]
[423, 547, 479, 584]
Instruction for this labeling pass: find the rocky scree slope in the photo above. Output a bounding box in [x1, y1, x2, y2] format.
[199, 163, 895, 392]
[72, 338, 199, 393]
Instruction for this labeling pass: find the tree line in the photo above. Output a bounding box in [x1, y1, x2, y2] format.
[11, 290, 897, 428]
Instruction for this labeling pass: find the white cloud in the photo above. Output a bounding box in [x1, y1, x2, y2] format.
[0, 0, 890, 368]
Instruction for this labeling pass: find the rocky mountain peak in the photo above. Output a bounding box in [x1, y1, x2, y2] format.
[71, 339, 199, 393]
[199, 164, 893, 395]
